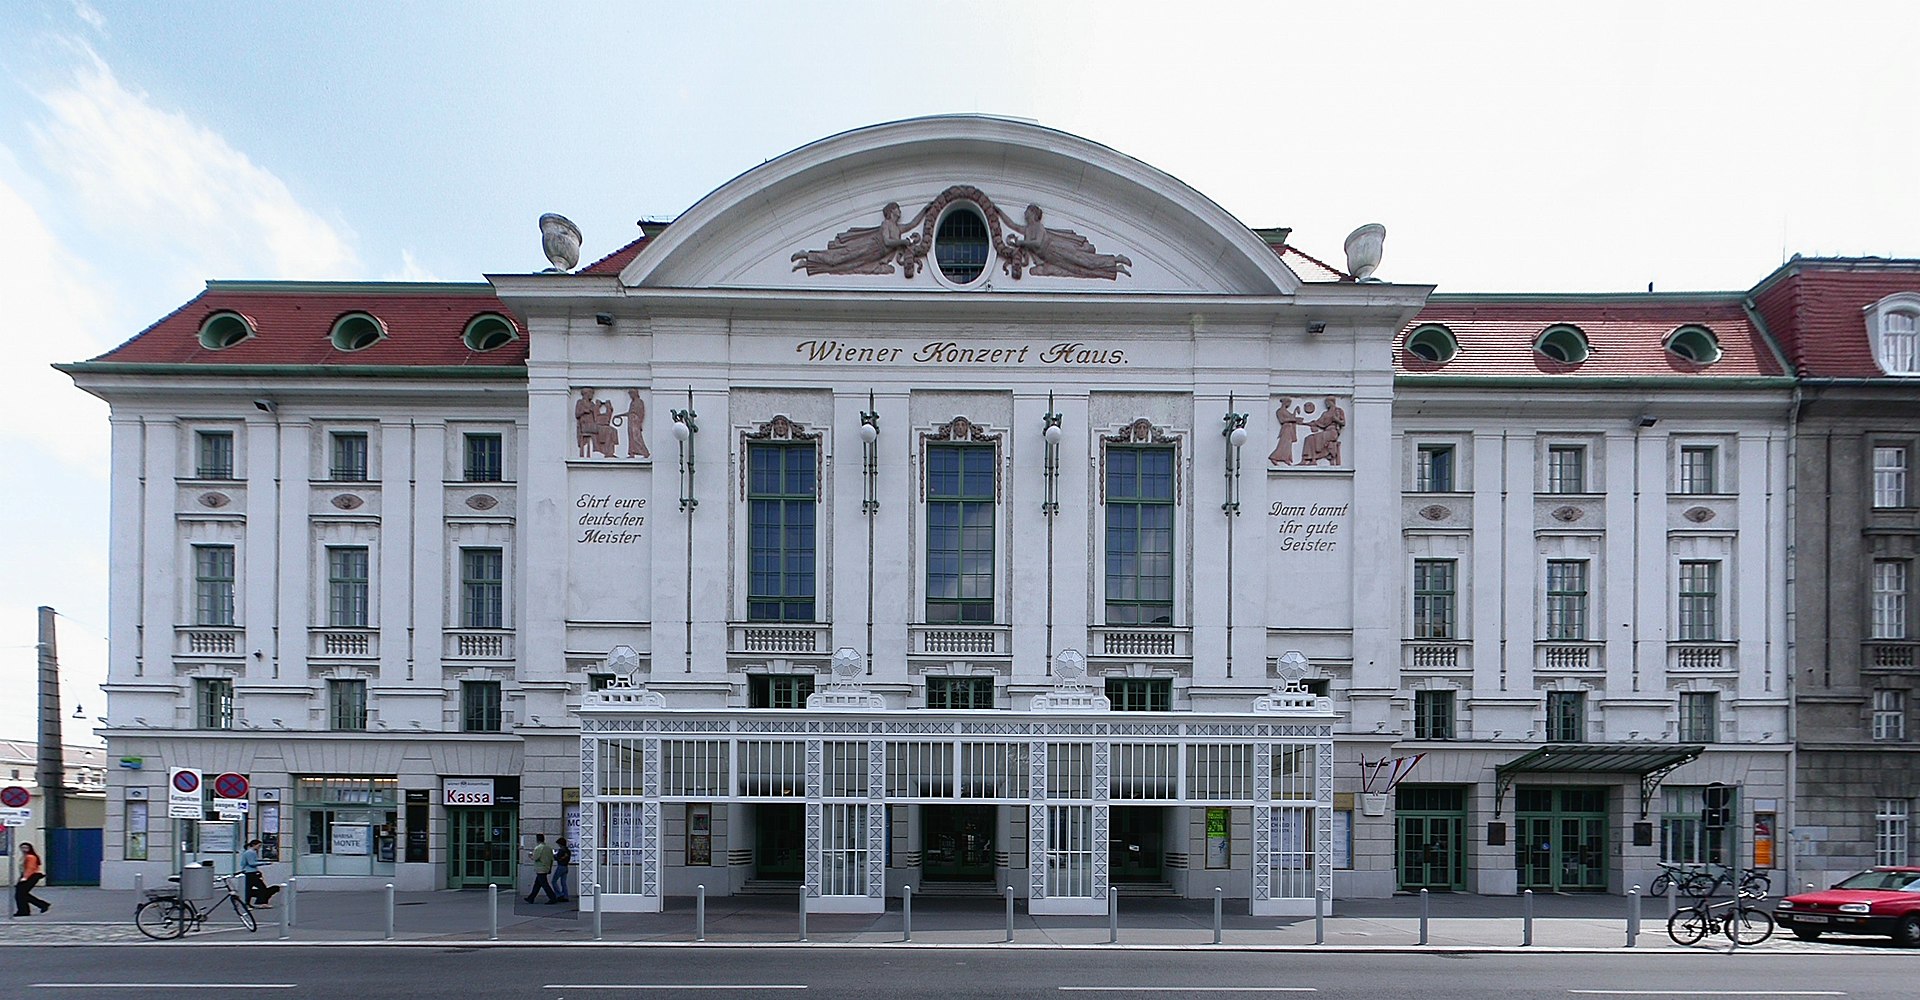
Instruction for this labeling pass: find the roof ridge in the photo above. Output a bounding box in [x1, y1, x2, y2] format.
[1277, 244, 1353, 282]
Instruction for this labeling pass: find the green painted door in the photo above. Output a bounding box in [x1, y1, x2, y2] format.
[756, 805, 805, 879]
[1514, 787, 1608, 891]
[448, 807, 517, 889]
[923, 805, 996, 882]
[1395, 785, 1467, 891]
[1109, 807, 1164, 881]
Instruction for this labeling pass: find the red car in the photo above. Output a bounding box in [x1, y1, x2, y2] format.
[1775, 867, 1920, 946]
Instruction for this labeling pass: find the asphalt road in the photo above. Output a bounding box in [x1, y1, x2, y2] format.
[5, 947, 1915, 1000]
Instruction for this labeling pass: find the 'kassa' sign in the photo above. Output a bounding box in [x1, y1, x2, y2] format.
[443, 779, 495, 806]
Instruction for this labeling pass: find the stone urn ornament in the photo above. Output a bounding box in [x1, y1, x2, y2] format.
[540, 213, 583, 272]
[1343, 223, 1386, 282]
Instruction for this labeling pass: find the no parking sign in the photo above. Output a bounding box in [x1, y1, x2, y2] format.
[213, 772, 250, 819]
[168, 767, 203, 819]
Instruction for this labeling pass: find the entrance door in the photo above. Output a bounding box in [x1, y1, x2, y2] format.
[1395, 785, 1467, 891]
[1108, 807, 1164, 882]
[755, 804, 805, 879]
[922, 805, 996, 882]
[1514, 787, 1608, 891]
[448, 807, 517, 889]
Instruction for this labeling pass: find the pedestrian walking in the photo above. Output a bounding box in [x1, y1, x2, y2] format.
[551, 837, 572, 902]
[239, 839, 281, 907]
[13, 843, 50, 916]
[525, 833, 559, 904]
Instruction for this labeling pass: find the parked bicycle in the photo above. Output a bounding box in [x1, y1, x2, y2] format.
[1652, 862, 1770, 899]
[134, 872, 258, 939]
[1667, 871, 1775, 946]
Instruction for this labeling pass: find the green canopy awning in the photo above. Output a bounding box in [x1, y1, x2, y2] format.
[1494, 744, 1705, 818]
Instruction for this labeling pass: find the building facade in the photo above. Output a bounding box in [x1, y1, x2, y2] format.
[61, 117, 1907, 902]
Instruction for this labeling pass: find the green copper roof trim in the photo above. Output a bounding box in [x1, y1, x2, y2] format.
[1397, 375, 1794, 389]
[202, 279, 497, 295]
[56, 362, 527, 379]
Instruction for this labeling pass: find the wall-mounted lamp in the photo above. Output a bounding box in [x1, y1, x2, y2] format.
[670, 390, 698, 511]
[1638, 415, 1659, 428]
[252, 399, 276, 413]
[72, 703, 84, 719]
[1306, 321, 1327, 335]
[594, 312, 615, 327]
[859, 391, 880, 514]
[1221, 393, 1250, 514]
[1041, 392, 1063, 516]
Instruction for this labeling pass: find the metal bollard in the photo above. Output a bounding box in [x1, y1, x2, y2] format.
[385, 883, 395, 940]
[1212, 887, 1223, 945]
[902, 884, 912, 942]
[593, 883, 602, 942]
[489, 882, 499, 941]
[696, 884, 706, 942]
[1523, 889, 1533, 946]
[798, 886, 808, 942]
[278, 894, 289, 939]
[1668, 882, 1677, 919]
[1314, 889, 1325, 945]
[1005, 885, 1016, 943]
[1627, 886, 1640, 947]
[1419, 888, 1430, 945]
[1108, 885, 1119, 944]
[134, 872, 144, 897]
[287, 877, 298, 927]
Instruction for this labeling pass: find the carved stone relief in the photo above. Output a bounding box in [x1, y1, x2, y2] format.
[466, 494, 499, 511]
[1551, 505, 1584, 523]
[1418, 504, 1451, 522]
[1683, 506, 1716, 523]
[740, 416, 822, 501]
[573, 388, 650, 461]
[1269, 396, 1348, 468]
[791, 186, 1131, 281]
[330, 494, 364, 511]
[197, 492, 230, 509]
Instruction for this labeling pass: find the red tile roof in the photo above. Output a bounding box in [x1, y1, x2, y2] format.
[1275, 244, 1354, 282]
[84, 284, 527, 368]
[1747, 258, 1920, 378]
[1397, 295, 1785, 378]
[579, 235, 653, 275]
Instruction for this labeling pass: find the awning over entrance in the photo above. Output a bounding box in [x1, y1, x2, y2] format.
[1494, 744, 1705, 818]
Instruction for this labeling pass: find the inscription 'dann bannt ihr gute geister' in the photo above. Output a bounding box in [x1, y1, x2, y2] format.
[1269, 500, 1349, 551]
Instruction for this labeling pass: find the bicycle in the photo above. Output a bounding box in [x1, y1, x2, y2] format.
[1651, 861, 1703, 898]
[1666, 873, 1775, 946]
[134, 873, 258, 940]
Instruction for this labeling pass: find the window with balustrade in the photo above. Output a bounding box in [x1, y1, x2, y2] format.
[1874, 689, 1908, 742]
[748, 442, 817, 622]
[1679, 446, 1717, 495]
[927, 443, 995, 624]
[1546, 445, 1586, 494]
[1415, 444, 1455, 493]
[328, 431, 369, 481]
[1677, 561, 1719, 641]
[329, 678, 367, 731]
[464, 433, 504, 482]
[195, 430, 234, 479]
[461, 680, 502, 732]
[460, 548, 504, 629]
[1545, 559, 1588, 641]
[1104, 445, 1175, 626]
[1874, 560, 1909, 640]
[1414, 690, 1455, 740]
[749, 674, 815, 709]
[196, 677, 234, 730]
[327, 546, 370, 628]
[193, 545, 236, 627]
[1546, 690, 1586, 742]
[1679, 691, 1717, 743]
[1413, 559, 1457, 639]
[926, 676, 995, 709]
[1875, 445, 1909, 509]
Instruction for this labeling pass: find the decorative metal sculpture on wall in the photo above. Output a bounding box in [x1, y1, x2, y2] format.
[1269, 396, 1348, 468]
[791, 186, 1132, 281]
[573, 388, 650, 460]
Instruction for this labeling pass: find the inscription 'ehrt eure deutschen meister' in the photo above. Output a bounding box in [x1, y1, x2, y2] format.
[794, 339, 1128, 366]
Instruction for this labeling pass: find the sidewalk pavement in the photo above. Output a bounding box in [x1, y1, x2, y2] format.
[0, 883, 1872, 952]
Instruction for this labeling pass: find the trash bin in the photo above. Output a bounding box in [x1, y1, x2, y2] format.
[179, 862, 216, 900]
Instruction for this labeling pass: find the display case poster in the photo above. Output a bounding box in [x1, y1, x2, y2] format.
[199, 820, 238, 854]
[1205, 807, 1230, 868]
[1333, 810, 1353, 869]
[332, 823, 371, 856]
[688, 803, 712, 866]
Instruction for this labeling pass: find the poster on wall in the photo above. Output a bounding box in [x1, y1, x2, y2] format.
[199, 820, 238, 854]
[127, 801, 149, 861]
[1333, 810, 1353, 869]
[332, 823, 371, 856]
[688, 804, 712, 866]
[1205, 807, 1230, 868]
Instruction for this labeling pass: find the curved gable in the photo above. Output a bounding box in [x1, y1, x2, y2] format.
[621, 116, 1301, 296]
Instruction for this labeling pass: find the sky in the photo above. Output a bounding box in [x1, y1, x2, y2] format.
[0, 0, 1916, 745]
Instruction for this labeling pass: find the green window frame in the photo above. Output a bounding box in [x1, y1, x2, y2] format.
[329, 431, 369, 482]
[1679, 691, 1717, 743]
[1105, 677, 1172, 712]
[926, 444, 995, 624]
[1545, 559, 1588, 640]
[460, 548, 504, 629]
[1546, 690, 1585, 742]
[196, 430, 234, 479]
[464, 433, 504, 482]
[926, 676, 995, 710]
[1413, 559, 1456, 639]
[327, 546, 370, 628]
[1414, 690, 1455, 740]
[1415, 444, 1454, 493]
[1677, 560, 1719, 641]
[1546, 445, 1586, 494]
[193, 544, 236, 626]
[328, 678, 368, 731]
[1679, 446, 1717, 495]
[196, 677, 234, 730]
[749, 674, 815, 709]
[1104, 446, 1175, 625]
[748, 442, 817, 622]
[461, 680, 502, 732]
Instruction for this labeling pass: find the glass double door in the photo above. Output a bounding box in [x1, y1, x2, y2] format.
[1514, 787, 1607, 891]
[1396, 786, 1466, 891]
[923, 805, 996, 882]
[1109, 807, 1164, 882]
[448, 807, 518, 888]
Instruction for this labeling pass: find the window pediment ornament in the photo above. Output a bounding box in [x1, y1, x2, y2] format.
[918, 416, 1003, 500]
[739, 415, 821, 501]
[1099, 418, 1182, 503]
[790, 186, 1133, 282]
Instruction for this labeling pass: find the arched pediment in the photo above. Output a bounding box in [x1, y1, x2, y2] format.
[621, 116, 1301, 296]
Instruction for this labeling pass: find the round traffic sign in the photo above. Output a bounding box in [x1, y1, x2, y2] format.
[0, 786, 28, 808]
[172, 770, 200, 794]
[213, 773, 249, 799]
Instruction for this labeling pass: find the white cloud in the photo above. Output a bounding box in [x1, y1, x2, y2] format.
[30, 52, 358, 282]
[388, 248, 446, 283]
[70, 1, 105, 32]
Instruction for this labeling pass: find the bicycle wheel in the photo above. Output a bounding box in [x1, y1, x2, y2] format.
[1667, 908, 1711, 946]
[135, 898, 190, 940]
[1741, 871, 1772, 898]
[1726, 905, 1774, 945]
[229, 893, 258, 932]
[1650, 873, 1672, 898]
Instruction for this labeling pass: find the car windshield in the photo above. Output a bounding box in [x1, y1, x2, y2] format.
[1833, 870, 1920, 892]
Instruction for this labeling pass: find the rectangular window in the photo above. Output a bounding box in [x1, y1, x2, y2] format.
[587, 673, 616, 691]
[196, 677, 234, 730]
[1677, 561, 1720, 641]
[1874, 689, 1908, 742]
[1415, 444, 1455, 493]
[193, 545, 236, 626]
[926, 676, 996, 710]
[1105, 446, 1175, 625]
[1876, 446, 1909, 509]
[1105, 678, 1173, 712]
[1546, 445, 1586, 494]
[927, 444, 995, 624]
[463, 433, 504, 482]
[329, 432, 369, 482]
[328, 679, 368, 731]
[1661, 787, 1706, 864]
[748, 674, 815, 709]
[1413, 559, 1457, 639]
[1545, 559, 1589, 641]
[327, 546, 370, 628]
[195, 430, 234, 479]
[460, 548, 504, 629]
[1546, 690, 1586, 742]
[747, 442, 817, 622]
[1679, 446, 1717, 495]
[1679, 691, 1717, 743]
[1877, 799, 1911, 866]
[1414, 690, 1455, 740]
[460, 680, 502, 732]
[1874, 560, 1909, 640]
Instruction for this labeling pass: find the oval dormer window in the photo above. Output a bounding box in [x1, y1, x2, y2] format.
[934, 205, 990, 285]
[463, 312, 518, 352]
[197, 311, 255, 351]
[1665, 325, 1721, 365]
[1536, 324, 1590, 365]
[329, 312, 387, 352]
[1405, 324, 1459, 364]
